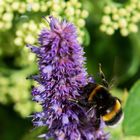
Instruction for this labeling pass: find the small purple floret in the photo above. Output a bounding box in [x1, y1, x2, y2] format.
[28, 16, 108, 140]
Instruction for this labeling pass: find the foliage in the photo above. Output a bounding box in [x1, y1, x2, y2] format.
[123, 80, 140, 136]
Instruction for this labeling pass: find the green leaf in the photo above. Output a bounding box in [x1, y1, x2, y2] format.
[22, 126, 48, 140]
[83, 28, 90, 46]
[123, 80, 140, 136]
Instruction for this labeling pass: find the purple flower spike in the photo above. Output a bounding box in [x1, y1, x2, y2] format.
[28, 16, 108, 140]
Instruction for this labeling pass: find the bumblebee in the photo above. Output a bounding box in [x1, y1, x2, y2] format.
[70, 64, 123, 127]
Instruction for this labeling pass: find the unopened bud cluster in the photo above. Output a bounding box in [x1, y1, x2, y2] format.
[100, 0, 140, 36]
[0, 0, 88, 46]
[0, 69, 42, 117]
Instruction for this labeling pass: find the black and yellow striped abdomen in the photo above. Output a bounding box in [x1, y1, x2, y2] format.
[86, 84, 123, 126]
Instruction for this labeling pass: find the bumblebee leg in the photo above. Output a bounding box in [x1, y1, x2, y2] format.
[68, 98, 79, 104]
[99, 63, 109, 88]
[68, 98, 89, 107]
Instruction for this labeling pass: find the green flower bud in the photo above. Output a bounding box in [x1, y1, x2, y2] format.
[77, 19, 85, 27]
[28, 53, 36, 61]
[131, 0, 138, 3]
[130, 3, 137, 9]
[65, 7, 75, 16]
[50, 11, 59, 18]
[120, 28, 129, 36]
[104, 6, 111, 14]
[2, 12, 13, 21]
[100, 25, 107, 32]
[61, 1, 66, 8]
[112, 22, 119, 29]
[71, 0, 78, 5]
[6, 0, 13, 3]
[131, 13, 140, 23]
[14, 102, 32, 117]
[118, 18, 127, 28]
[11, 1, 20, 10]
[112, 14, 119, 21]
[128, 23, 138, 32]
[137, 2, 140, 9]
[32, 3, 40, 12]
[0, 6, 4, 13]
[77, 36, 83, 44]
[0, 22, 4, 29]
[29, 21, 37, 31]
[102, 15, 111, 25]
[40, 4, 48, 12]
[22, 23, 28, 29]
[118, 8, 127, 16]
[81, 10, 89, 18]
[39, 22, 46, 29]
[18, 2, 26, 13]
[0, 0, 5, 6]
[14, 37, 23, 46]
[68, 16, 74, 22]
[126, 5, 133, 12]
[53, 4, 62, 12]
[106, 27, 114, 35]
[75, 9, 81, 16]
[5, 22, 12, 29]
[46, 1, 52, 7]
[111, 6, 118, 14]
[76, 2, 82, 8]
[16, 30, 24, 37]
[25, 34, 36, 44]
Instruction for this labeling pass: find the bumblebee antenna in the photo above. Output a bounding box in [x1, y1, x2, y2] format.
[98, 63, 109, 88]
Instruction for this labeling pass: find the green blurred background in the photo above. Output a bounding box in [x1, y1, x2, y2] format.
[0, 0, 140, 140]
